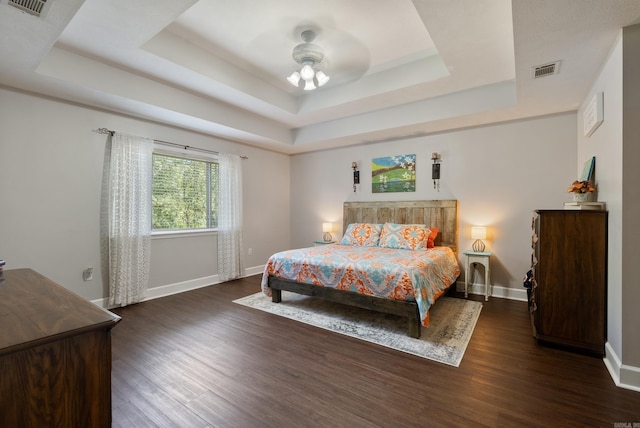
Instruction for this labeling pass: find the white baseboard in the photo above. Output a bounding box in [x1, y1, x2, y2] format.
[604, 342, 640, 392]
[245, 265, 265, 277]
[91, 265, 265, 309]
[94, 270, 525, 308]
[455, 280, 528, 301]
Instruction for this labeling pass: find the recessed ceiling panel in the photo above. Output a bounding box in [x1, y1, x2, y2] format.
[165, 0, 437, 88]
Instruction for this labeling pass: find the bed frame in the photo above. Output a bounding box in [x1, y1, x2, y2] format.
[268, 200, 458, 338]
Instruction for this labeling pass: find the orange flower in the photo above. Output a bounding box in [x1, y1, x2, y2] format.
[567, 180, 595, 193]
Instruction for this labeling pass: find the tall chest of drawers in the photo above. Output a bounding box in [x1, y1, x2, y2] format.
[530, 210, 607, 356]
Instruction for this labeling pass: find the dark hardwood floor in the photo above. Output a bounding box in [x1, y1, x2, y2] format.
[110, 275, 640, 427]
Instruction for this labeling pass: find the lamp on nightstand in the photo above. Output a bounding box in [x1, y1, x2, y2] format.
[322, 222, 333, 242]
[471, 226, 486, 252]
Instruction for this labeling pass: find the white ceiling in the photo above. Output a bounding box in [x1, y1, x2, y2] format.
[1, 0, 640, 154]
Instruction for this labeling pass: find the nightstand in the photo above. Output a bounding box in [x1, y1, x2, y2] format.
[313, 240, 336, 246]
[463, 250, 492, 301]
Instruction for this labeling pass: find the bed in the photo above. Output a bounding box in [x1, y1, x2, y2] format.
[261, 200, 459, 338]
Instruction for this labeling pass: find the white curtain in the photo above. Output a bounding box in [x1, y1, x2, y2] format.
[106, 132, 154, 306]
[217, 153, 245, 281]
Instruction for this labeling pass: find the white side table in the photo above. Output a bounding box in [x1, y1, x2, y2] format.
[463, 250, 492, 301]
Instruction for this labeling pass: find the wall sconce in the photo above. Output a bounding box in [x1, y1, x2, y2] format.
[431, 152, 441, 191]
[352, 161, 360, 192]
[471, 226, 487, 252]
[322, 222, 333, 242]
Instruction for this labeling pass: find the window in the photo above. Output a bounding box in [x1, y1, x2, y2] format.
[152, 152, 219, 231]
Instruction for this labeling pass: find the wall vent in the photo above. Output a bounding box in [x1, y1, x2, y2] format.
[8, 0, 48, 16]
[532, 61, 560, 79]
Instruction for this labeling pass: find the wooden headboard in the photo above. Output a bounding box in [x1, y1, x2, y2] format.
[343, 200, 458, 252]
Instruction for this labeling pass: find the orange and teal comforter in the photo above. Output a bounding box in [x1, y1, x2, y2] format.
[261, 244, 460, 327]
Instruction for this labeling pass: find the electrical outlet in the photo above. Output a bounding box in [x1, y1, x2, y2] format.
[83, 267, 94, 281]
[248, 248, 253, 256]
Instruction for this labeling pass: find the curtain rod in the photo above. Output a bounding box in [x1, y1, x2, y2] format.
[93, 128, 248, 159]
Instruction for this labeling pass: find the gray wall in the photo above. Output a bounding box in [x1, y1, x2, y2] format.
[621, 23, 640, 381]
[576, 25, 640, 390]
[0, 86, 291, 301]
[290, 113, 577, 299]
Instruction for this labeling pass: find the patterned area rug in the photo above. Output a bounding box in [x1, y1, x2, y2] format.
[234, 291, 482, 367]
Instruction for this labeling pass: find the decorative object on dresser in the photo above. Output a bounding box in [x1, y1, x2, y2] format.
[568, 156, 597, 202]
[0, 269, 121, 427]
[529, 210, 607, 356]
[563, 201, 606, 211]
[567, 180, 596, 202]
[580, 156, 596, 181]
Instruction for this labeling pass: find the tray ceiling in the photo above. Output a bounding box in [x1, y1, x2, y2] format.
[1, 0, 639, 154]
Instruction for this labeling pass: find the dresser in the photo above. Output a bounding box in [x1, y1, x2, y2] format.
[0, 269, 121, 427]
[530, 210, 607, 356]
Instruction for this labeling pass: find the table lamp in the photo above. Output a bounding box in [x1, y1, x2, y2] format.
[323, 223, 333, 242]
[471, 226, 486, 252]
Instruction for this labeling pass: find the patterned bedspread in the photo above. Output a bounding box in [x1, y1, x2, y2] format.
[261, 244, 460, 326]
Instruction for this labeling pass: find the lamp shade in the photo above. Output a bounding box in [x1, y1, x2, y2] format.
[287, 71, 301, 86]
[471, 226, 486, 240]
[322, 222, 333, 233]
[315, 70, 330, 86]
[300, 64, 315, 80]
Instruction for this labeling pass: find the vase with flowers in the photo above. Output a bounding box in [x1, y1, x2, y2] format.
[567, 180, 595, 202]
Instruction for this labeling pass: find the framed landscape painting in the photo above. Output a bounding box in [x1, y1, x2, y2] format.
[372, 154, 416, 193]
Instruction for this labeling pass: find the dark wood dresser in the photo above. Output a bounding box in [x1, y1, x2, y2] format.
[0, 268, 121, 427]
[530, 210, 607, 356]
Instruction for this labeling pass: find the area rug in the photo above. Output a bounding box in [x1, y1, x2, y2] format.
[233, 291, 482, 367]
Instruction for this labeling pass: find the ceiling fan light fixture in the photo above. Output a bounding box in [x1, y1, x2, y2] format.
[287, 29, 330, 91]
[303, 79, 316, 91]
[315, 70, 329, 87]
[287, 71, 301, 86]
[300, 63, 315, 80]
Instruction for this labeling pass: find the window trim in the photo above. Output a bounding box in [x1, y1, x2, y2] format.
[151, 228, 217, 239]
[153, 145, 219, 163]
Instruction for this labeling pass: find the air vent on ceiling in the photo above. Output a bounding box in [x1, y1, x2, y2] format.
[532, 61, 561, 79]
[8, 0, 48, 17]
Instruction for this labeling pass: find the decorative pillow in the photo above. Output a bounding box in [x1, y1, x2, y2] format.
[427, 227, 439, 248]
[379, 223, 430, 250]
[340, 223, 383, 247]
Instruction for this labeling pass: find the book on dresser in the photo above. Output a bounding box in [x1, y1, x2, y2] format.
[529, 209, 607, 356]
[563, 201, 606, 210]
